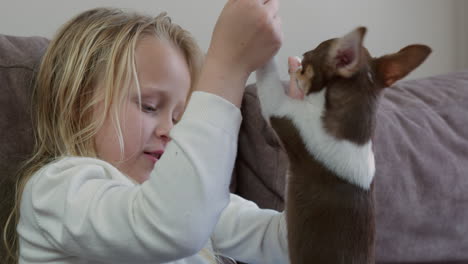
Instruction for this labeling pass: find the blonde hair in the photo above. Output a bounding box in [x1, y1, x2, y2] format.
[3, 7, 204, 263]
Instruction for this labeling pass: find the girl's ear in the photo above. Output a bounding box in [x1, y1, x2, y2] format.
[328, 27, 367, 78]
[375, 45, 432, 87]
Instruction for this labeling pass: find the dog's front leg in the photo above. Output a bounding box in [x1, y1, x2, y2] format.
[255, 57, 287, 121]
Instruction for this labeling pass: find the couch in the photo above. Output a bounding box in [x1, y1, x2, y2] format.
[1, 34, 468, 263]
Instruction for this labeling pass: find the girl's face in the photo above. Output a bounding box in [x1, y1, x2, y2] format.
[94, 36, 191, 183]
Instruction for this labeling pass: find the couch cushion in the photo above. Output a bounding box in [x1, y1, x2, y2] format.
[0, 34, 49, 259]
[231, 88, 288, 209]
[373, 71, 468, 262]
[234, 71, 468, 263]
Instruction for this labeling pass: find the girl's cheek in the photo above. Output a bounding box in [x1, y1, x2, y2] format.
[122, 107, 146, 142]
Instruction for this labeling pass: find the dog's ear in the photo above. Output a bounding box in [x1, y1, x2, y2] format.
[374, 45, 431, 87]
[328, 27, 367, 78]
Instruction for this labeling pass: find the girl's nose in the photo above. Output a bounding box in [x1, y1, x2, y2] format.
[155, 118, 173, 143]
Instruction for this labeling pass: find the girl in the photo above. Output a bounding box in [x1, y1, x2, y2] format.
[4, 1, 288, 264]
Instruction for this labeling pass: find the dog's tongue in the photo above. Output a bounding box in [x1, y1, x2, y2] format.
[288, 56, 305, 100]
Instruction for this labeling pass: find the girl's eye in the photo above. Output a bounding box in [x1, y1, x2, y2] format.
[142, 104, 157, 113]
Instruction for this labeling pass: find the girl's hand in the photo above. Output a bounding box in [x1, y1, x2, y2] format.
[195, 0, 283, 107]
[208, 0, 283, 79]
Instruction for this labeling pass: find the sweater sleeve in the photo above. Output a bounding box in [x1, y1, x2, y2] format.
[212, 194, 289, 264]
[22, 92, 242, 263]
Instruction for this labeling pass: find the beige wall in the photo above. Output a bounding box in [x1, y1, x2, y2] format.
[455, 0, 468, 70]
[0, 0, 463, 83]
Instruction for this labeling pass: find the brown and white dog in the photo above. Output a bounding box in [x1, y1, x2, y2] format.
[256, 27, 431, 264]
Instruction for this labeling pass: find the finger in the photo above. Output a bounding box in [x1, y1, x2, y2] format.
[225, 0, 235, 7]
[287, 56, 304, 99]
[273, 16, 284, 46]
[264, 0, 279, 15]
[288, 74, 304, 100]
[288, 56, 301, 73]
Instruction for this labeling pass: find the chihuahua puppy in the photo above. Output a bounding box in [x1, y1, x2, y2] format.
[256, 27, 431, 264]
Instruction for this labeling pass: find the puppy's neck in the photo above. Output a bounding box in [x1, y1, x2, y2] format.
[257, 59, 376, 189]
[280, 89, 376, 189]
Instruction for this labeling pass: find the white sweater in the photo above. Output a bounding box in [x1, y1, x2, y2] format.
[17, 92, 289, 264]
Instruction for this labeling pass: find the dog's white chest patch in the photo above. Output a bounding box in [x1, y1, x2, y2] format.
[256, 60, 375, 189]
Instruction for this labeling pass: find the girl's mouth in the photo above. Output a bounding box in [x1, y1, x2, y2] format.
[144, 151, 164, 163]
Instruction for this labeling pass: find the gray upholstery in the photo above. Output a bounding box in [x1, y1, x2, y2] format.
[0, 34, 48, 260]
